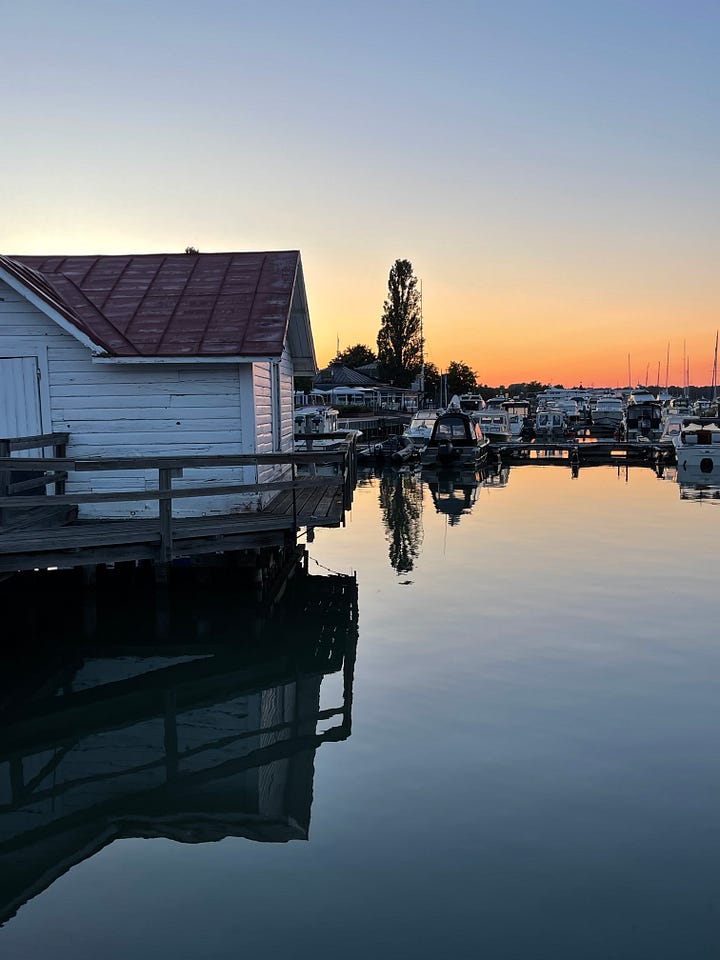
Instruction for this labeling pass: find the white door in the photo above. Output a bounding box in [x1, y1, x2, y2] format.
[0, 357, 43, 455]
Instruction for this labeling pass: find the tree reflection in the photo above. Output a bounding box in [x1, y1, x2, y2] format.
[379, 469, 424, 573]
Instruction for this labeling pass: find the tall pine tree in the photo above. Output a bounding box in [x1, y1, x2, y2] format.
[377, 259, 422, 387]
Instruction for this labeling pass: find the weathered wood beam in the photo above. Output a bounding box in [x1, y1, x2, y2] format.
[0, 475, 342, 508]
[0, 451, 348, 471]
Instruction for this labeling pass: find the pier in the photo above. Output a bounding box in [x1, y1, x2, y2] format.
[0, 432, 357, 577]
[494, 438, 671, 468]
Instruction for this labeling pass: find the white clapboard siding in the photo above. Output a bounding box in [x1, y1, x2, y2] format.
[253, 348, 294, 505]
[0, 282, 266, 518]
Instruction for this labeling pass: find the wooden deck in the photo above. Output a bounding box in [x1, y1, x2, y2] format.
[0, 434, 357, 574]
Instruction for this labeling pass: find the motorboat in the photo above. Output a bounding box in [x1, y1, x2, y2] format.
[657, 412, 685, 450]
[403, 408, 442, 450]
[590, 395, 624, 431]
[502, 399, 532, 439]
[294, 405, 362, 451]
[420, 406, 490, 468]
[457, 394, 486, 415]
[534, 407, 568, 438]
[475, 409, 513, 443]
[625, 394, 662, 440]
[672, 418, 720, 476]
[458, 394, 512, 443]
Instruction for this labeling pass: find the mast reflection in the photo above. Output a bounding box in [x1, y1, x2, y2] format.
[0, 554, 358, 926]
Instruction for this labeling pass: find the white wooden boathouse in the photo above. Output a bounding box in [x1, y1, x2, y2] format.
[0, 251, 317, 519]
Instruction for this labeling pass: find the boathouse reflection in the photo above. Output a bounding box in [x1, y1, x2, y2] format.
[0, 556, 358, 926]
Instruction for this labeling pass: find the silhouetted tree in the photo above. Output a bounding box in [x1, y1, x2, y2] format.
[377, 259, 422, 387]
[446, 360, 478, 396]
[422, 361, 440, 402]
[184, 246, 199, 254]
[507, 380, 549, 398]
[338, 343, 377, 368]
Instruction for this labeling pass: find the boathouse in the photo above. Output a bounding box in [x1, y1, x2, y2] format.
[0, 251, 317, 518]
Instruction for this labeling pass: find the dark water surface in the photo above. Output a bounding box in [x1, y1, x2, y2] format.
[2, 464, 719, 959]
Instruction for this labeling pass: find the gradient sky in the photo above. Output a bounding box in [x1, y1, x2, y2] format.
[3, 0, 719, 387]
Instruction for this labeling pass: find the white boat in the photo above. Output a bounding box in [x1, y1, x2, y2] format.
[475, 409, 513, 443]
[457, 394, 512, 443]
[420, 406, 490, 468]
[294, 405, 362, 451]
[403, 409, 442, 449]
[625, 394, 662, 440]
[502, 399, 531, 438]
[672, 418, 720, 476]
[590, 395, 624, 431]
[457, 394, 486, 415]
[657, 412, 685, 448]
[534, 407, 568, 438]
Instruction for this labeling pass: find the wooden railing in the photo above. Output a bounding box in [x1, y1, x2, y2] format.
[0, 434, 358, 562]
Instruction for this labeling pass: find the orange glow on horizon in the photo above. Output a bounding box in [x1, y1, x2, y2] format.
[310, 269, 720, 389]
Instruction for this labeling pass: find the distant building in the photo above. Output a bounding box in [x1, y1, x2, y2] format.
[302, 359, 418, 411]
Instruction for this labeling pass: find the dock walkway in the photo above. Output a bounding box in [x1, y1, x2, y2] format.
[0, 433, 357, 574]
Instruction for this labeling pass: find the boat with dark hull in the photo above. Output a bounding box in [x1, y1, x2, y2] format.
[420, 406, 490, 468]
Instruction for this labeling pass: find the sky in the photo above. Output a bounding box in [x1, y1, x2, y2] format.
[2, 0, 720, 387]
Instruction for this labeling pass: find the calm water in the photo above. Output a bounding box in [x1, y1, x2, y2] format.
[2, 462, 719, 959]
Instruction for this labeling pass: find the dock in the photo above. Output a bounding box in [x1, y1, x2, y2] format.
[0, 432, 358, 576]
[494, 438, 671, 467]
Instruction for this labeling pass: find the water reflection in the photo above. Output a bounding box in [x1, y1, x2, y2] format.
[422, 466, 481, 525]
[0, 556, 357, 926]
[676, 462, 720, 503]
[378, 469, 424, 572]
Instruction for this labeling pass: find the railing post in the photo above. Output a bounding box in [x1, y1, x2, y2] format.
[158, 467, 174, 568]
[55, 439, 67, 495]
[0, 440, 10, 528]
[291, 458, 297, 531]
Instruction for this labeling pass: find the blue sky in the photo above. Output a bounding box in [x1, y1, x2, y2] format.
[3, 0, 719, 383]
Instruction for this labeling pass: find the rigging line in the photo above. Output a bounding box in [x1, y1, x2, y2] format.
[308, 554, 354, 578]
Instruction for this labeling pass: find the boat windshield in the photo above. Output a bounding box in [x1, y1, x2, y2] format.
[435, 418, 469, 440]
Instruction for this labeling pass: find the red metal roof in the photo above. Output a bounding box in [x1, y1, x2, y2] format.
[1, 251, 303, 358]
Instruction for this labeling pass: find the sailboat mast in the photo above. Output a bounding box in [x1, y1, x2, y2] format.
[712, 329, 718, 401]
[665, 342, 670, 392]
[419, 278, 424, 395]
